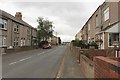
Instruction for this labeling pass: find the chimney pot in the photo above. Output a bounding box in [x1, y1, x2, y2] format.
[15, 12, 22, 20]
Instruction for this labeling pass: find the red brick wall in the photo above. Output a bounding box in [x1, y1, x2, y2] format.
[94, 56, 120, 78]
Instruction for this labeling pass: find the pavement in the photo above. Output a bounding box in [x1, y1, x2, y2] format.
[57, 45, 85, 78]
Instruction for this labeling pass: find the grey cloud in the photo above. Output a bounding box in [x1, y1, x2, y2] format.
[7, 2, 104, 41]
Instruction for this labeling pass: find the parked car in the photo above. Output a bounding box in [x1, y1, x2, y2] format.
[42, 43, 52, 49]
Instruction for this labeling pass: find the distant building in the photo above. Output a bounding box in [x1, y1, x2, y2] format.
[0, 10, 37, 53]
[51, 35, 59, 45]
[76, 1, 120, 49]
[75, 30, 82, 40]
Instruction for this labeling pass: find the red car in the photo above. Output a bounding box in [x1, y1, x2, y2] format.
[42, 43, 52, 49]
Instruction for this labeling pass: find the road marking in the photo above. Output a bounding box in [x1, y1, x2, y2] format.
[9, 61, 18, 65]
[19, 57, 32, 61]
[9, 56, 32, 65]
[37, 52, 45, 55]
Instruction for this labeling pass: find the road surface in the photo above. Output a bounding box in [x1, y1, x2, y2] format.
[2, 45, 67, 78]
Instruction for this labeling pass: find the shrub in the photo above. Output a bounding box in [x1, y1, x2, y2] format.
[71, 40, 98, 49]
[71, 40, 88, 49]
[89, 41, 98, 49]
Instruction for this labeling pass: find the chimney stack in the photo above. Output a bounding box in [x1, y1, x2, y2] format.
[15, 12, 22, 20]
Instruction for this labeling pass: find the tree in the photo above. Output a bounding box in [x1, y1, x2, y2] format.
[37, 17, 53, 43]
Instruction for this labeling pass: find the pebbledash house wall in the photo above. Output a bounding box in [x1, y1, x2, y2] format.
[0, 10, 37, 53]
[75, 1, 120, 49]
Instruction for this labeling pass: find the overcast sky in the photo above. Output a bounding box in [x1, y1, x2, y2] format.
[0, 0, 105, 42]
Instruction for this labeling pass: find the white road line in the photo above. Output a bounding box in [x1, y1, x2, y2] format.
[37, 52, 45, 55]
[9, 56, 32, 65]
[19, 57, 32, 61]
[9, 61, 18, 65]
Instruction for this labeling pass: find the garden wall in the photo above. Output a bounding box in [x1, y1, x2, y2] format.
[94, 56, 120, 78]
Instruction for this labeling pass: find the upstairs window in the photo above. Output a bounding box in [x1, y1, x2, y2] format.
[27, 28, 31, 36]
[0, 18, 7, 30]
[14, 23, 19, 33]
[96, 14, 99, 27]
[88, 23, 90, 31]
[103, 7, 109, 21]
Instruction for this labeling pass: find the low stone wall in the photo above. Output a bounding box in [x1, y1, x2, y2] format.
[81, 49, 108, 61]
[80, 54, 94, 78]
[94, 56, 120, 78]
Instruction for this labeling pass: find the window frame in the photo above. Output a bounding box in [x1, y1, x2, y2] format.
[0, 36, 7, 47]
[108, 33, 120, 47]
[88, 23, 90, 31]
[95, 14, 99, 27]
[103, 7, 109, 21]
[0, 18, 7, 30]
[14, 23, 19, 33]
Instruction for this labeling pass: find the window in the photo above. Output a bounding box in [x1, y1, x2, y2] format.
[0, 36, 2, 47]
[3, 37, 6, 46]
[16, 25, 19, 32]
[109, 33, 119, 46]
[27, 39, 30, 46]
[23, 38, 26, 45]
[96, 15, 99, 27]
[20, 38, 26, 46]
[27, 28, 31, 35]
[0, 18, 7, 30]
[14, 23, 19, 32]
[14, 37, 19, 46]
[0, 36, 7, 47]
[3, 20, 7, 29]
[88, 24, 90, 31]
[103, 7, 109, 21]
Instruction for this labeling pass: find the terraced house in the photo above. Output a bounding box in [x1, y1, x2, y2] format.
[76, 1, 120, 49]
[0, 10, 37, 53]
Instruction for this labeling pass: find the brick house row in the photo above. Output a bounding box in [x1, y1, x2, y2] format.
[76, 1, 120, 49]
[0, 10, 37, 53]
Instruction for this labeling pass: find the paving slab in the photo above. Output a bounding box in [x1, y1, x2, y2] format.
[61, 47, 85, 78]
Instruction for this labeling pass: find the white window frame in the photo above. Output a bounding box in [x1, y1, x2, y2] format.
[3, 20, 7, 30]
[20, 39, 23, 46]
[27, 39, 30, 46]
[0, 36, 2, 47]
[14, 23, 19, 32]
[96, 15, 99, 27]
[103, 7, 109, 21]
[88, 23, 90, 31]
[0, 18, 7, 30]
[108, 33, 120, 47]
[0, 36, 7, 47]
[2, 37, 6, 47]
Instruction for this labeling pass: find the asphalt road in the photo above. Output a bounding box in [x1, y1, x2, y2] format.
[2, 45, 67, 78]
